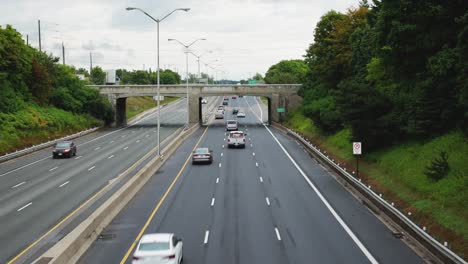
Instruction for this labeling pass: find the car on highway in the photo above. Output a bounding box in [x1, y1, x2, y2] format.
[232, 95, 237, 99]
[239, 95, 243, 98]
[215, 110, 224, 119]
[226, 120, 238, 131]
[232, 108, 239, 114]
[192, 147, 213, 164]
[217, 105, 225, 113]
[227, 131, 246, 148]
[237, 111, 246, 118]
[52, 141, 77, 158]
[132, 233, 183, 264]
[222, 101, 228, 106]
[223, 96, 229, 101]
[201, 98, 207, 104]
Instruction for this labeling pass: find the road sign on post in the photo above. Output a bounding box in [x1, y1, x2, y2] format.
[276, 108, 285, 113]
[353, 142, 362, 177]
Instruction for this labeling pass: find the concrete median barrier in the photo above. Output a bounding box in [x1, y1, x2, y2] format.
[33, 124, 200, 264]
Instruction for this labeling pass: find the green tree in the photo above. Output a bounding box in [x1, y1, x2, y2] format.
[424, 151, 450, 181]
[29, 57, 52, 105]
[264, 60, 307, 84]
[90, 66, 106, 85]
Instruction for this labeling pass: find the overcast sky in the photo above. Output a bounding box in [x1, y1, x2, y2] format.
[1, 0, 359, 80]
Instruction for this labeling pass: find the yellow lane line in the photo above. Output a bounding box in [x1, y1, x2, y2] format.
[7, 130, 177, 264]
[120, 125, 210, 263]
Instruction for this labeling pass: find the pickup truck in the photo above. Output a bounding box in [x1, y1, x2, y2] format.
[227, 131, 246, 148]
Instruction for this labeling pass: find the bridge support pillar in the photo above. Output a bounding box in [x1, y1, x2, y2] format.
[270, 94, 302, 124]
[188, 95, 200, 124]
[115, 97, 127, 127]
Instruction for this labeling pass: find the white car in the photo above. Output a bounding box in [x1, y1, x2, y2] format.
[132, 233, 183, 264]
[215, 110, 224, 119]
[201, 98, 208, 104]
[237, 112, 246, 118]
[227, 131, 246, 148]
[226, 120, 238, 131]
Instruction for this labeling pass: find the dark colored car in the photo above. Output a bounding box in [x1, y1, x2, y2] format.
[239, 95, 243, 98]
[232, 108, 239, 114]
[52, 141, 77, 158]
[192, 148, 213, 164]
[223, 101, 228, 106]
[232, 96, 237, 99]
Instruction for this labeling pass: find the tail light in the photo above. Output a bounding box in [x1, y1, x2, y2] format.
[64, 149, 70, 152]
[164, 254, 176, 259]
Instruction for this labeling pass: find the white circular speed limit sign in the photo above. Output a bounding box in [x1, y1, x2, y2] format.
[353, 142, 362, 155]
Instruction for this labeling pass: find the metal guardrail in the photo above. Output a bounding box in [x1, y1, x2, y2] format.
[285, 128, 466, 264]
[0, 127, 100, 164]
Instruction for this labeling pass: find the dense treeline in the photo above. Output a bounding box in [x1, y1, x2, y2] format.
[264, 60, 308, 84]
[0, 25, 114, 124]
[116, 68, 181, 85]
[301, 0, 468, 150]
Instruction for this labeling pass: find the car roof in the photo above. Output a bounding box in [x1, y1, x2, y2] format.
[227, 120, 237, 122]
[140, 233, 172, 243]
[230, 131, 244, 134]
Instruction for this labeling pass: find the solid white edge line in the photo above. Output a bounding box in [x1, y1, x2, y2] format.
[12, 181, 26, 188]
[211, 198, 215, 207]
[266, 197, 270, 206]
[245, 97, 378, 264]
[59, 181, 70, 188]
[274, 227, 282, 241]
[264, 125, 378, 264]
[88, 166, 95, 171]
[17, 202, 32, 212]
[204, 230, 210, 244]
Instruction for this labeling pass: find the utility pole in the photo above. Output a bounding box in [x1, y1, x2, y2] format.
[38, 20, 42, 52]
[26, 34, 29, 46]
[62, 42, 65, 65]
[89, 51, 93, 75]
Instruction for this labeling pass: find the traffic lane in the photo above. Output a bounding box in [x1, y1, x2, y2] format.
[264, 127, 424, 264]
[0, 98, 188, 193]
[78, 127, 208, 264]
[0, 127, 181, 264]
[0, 98, 186, 179]
[205, 127, 288, 264]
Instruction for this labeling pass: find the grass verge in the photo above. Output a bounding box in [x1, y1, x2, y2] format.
[126, 96, 179, 120]
[285, 110, 468, 256]
[0, 104, 100, 155]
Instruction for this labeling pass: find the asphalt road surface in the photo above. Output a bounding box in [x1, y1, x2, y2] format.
[80, 96, 423, 264]
[0, 97, 219, 263]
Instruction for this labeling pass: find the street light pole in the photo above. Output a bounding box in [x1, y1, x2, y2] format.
[126, 7, 190, 156]
[168, 38, 206, 128]
[189, 50, 213, 82]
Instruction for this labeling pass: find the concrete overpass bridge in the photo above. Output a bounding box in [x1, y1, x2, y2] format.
[90, 84, 302, 127]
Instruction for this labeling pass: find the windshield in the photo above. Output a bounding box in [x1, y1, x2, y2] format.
[228, 121, 237, 125]
[138, 242, 170, 251]
[195, 148, 209, 154]
[56, 142, 70, 148]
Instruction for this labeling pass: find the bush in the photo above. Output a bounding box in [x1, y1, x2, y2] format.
[425, 151, 450, 181]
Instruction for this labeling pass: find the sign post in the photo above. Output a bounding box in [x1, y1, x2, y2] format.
[353, 142, 362, 177]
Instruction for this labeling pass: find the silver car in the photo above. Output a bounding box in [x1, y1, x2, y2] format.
[226, 120, 238, 131]
[192, 147, 213, 164]
[215, 110, 224, 119]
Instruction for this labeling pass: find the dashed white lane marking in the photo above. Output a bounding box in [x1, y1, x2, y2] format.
[75, 156, 82, 160]
[49, 166, 58, 172]
[121, 135, 127, 138]
[216, 178, 219, 183]
[17, 202, 32, 212]
[259, 177, 263, 183]
[136, 140, 140, 143]
[275, 227, 282, 241]
[59, 181, 70, 188]
[249, 138, 251, 141]
[108, 155, 114, 159]
[250, 144, 253, 148]
[123, 146, 129, 150]
[94, 147, 101, 151]
[88, 166, 96, 171]
[255, 162, 259, 167]
[12, 181, 26, 189]
[211, 198, 215, 207]
[263, 123, 379, 264]
[145, 134, 149, 138]
[252, 152, 255, 156]
[204, 231, 210, 244]
[266, 197, 270, 206]
[222, 145, 224, 148]
[219, 163, 222, 168]
[110, 141, 114, 143]
[221, 153, 223, 157]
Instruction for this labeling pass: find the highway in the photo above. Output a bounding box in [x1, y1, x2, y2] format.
[80, 96, 424, 264]
[0, 97, 219, 263]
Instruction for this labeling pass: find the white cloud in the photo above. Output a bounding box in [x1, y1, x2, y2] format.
[1, 0, 359, 80]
